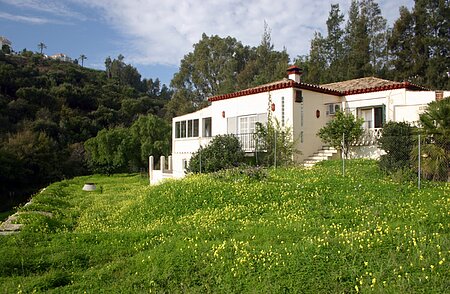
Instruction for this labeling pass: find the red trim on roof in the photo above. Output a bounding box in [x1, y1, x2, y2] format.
[208, 81, 341, 102]
[207, 79, 428, 102]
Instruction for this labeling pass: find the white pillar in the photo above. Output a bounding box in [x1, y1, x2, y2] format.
[160, 156, 165, 172]
[149, 156, 154, 183]
[168, 155, 172, 171]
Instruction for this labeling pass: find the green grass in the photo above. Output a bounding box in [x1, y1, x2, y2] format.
[0, 160, 448, 293]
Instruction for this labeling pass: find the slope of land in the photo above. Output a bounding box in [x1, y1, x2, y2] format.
[0, 160, 448, 293]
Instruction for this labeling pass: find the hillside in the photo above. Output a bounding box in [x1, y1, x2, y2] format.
[0, 52, 171, 211]
[0, 160, 448, 292]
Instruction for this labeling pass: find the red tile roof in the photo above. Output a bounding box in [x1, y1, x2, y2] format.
[321, 77, 428, 95]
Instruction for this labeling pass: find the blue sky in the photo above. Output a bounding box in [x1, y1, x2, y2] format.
[1, 0, 414, 86]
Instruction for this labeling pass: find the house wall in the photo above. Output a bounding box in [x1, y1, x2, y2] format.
[343, 89, 447, 125]
[292, 89, 340, 161]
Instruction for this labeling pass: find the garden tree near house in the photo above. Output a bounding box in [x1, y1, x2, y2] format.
[378, 121, 414, 173]
[415, 97, 450, 181]
[188, 135, 245, 173]
[317, 111, 364, 158]
[254, 119, 297, 167]
[129, 114, 171, 169]
[37, 42, 46, 54]
[79, 54, 87, 67]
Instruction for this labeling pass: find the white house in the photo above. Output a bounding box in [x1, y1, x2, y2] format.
[150, 66, 449, 184]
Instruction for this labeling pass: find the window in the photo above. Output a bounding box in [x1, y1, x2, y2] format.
[175, 119, 199, 138]
[282, 96, 285, 127]
[239, 115, 257, 134]
[295, 90, 303, 103]
[326, 103, 341, 115]
[358, 106, 385, 129]
[180, 121, 186, 138]
[203, 117, 212, 137]
[175, 121, 181, 138]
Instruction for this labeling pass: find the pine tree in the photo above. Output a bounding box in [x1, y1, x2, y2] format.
[325, 4, 346, 82]
[344, 0, 372, 80]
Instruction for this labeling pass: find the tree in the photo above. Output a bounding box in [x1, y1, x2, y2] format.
[325, 4, 346, 82]
[305, 32, 328, 84]
[388, 1, 450, 89]
[84, 127, 133, 174]
[388, 6, 415, 82]
[37, 42, 47, 54]
[79, 54, 87, 67]
[317, 111, 364, 158]
[129, 114, 171, 169]
[378, 121, 414, 173]
[187, 135, 245, 173]
[360, 0, 388, 75]
[415, 97, 450, 181]
[254, 119, 297, 167]
[344, 0, 372, 79]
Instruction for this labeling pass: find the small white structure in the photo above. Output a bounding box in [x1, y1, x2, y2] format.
[0, 36, 12, 48]
[49, 53, 72, 62]
[149, 66, 449, 184]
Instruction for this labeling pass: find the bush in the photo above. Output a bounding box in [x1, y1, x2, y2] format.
[378, 121, 414, 173]
[188, 135, 245, 173]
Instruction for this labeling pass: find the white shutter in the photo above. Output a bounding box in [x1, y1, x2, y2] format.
[227, 117, 237, 134]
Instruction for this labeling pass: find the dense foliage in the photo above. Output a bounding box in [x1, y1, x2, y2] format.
[378, 121, 415, 173]
[296, 0, 449, 90]
[188, 135, 245, 173]
[84, 114, 171, 174]
[0, 52, 171, 210]
[317, 111, 364, 158]
[0, 160, 448, 292]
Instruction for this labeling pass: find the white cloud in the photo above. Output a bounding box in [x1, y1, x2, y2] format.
[75, 0, 414, 67]
[0, 0, 86, 20]
[0, 11, 66, 24]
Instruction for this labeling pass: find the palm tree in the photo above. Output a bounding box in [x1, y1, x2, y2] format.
[79, 54, 87, 67]
[37, 42, 47, 54]
[416, 97, 450, 181]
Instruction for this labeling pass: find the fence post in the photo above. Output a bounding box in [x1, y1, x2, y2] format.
[418, 134, 421, 190]
[274, 130, 277, 168]
[342, 133, 345, 177]
[199, 147, 202, 174]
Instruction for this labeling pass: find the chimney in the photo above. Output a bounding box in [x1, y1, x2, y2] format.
[287, 65, 303, 83]
[435, 90, 444, 101]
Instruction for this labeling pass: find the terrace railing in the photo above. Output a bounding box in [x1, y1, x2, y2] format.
[352, 128, 383, 146]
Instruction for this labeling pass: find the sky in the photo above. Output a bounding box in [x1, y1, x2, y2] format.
[1, 0, 415, 86]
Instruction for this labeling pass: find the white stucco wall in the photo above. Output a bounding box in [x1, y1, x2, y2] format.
[292, 89, 340, 161]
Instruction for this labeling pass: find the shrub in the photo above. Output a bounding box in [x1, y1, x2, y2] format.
[317, 111, 364, 158]
[378, 121, 414, 173]
[187, 135, 245, 173]
[254, 119, 297, 167]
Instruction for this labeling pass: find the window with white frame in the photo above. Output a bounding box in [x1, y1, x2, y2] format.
[239, 115, 257, 134]
[175, 119, 199, 138]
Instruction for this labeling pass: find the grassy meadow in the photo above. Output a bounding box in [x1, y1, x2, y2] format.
[0, 160, 448, 293]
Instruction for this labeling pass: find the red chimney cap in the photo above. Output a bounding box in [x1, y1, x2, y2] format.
[287, 65, 303, 74]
